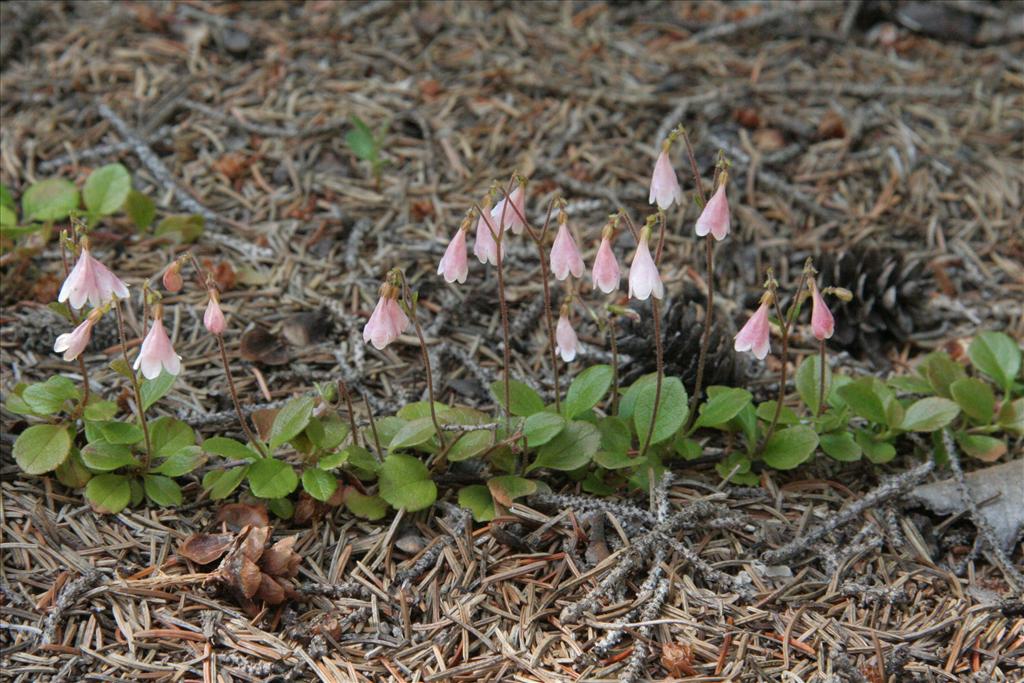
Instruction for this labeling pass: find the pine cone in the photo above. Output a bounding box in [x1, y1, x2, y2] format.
[814, 248, 933, 354]
[617, 294, 744, 394]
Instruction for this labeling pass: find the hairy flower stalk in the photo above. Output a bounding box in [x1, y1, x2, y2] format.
[635, 216, 667, 461]
[114, 299, 153, 468]
[56, 231, 94, 414]
[810, 276, 835, 416]
[760, 264, 811, 453]
[398, 270, 446, 450]
[475, 192, 514, 433]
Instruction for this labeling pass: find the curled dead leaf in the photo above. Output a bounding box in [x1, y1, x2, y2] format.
[178, 533, 234, 564]
[240, 525, 271, 561]
[293, 491, 320, 525]
[255, 574, 287, 605]
[260, 536, 301, 578]
[281, 309, 332, 347]
[240, 326, 289, 365]
[215, 503, 269, 531]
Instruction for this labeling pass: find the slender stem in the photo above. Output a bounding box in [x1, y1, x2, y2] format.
[114, 301, 153, 469]
[760, 273, 808, 450]
[476, 208, 512, 434]
[639, 298, 664, 460]
[685, 236, 715, 430]
[338, 380, 361, 448]
[59, 236, 91, 420]
[818, 340, 827, 417]
[608, 316, 620, 415]
[680, 129, 707, 200]
[403, 283, 446, 450]
[216, 334, 267, 456]
[363, 392, 383, 463]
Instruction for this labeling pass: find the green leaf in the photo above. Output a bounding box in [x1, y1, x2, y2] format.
[124, 189, 156, 229]
[268, 497, 294, 519]
[900, 397, 961, 432]
[153, 446, 206, 476]
[716, 452, 758, 486]
[154, 214, 204, 243]
[307, 415, 350, 451]
[969, 331, 1021, 393]
[14, 424, 72, 474]
[855, 430, 896, 464]
[150, 417, 195, 457]
[888, 375, 933, 394]
[597, 416, 631, 454]
[730, 402, 759, 450]
[268, 396, 315, 449]
[317, 448, 349, 469]
[594, 448, 638, 469]
[446, 430, 493, 462]
[920, 351, 966, 398]
[0, 204, 16, 228]
[56, 449, 92, 488]
[633, 377, 687, 446]
[302, 468, 338, 502]
[389, 417, 436, 450]
[143, 474, 182, 506]
[523, 412, 565, 447]
[22, 376, 80, 416]
[619, 373, 653, 423]
[489, 379, 544, 417]
[83, 163, 131, 215]
[23, 178, 79, 221]
[248, 458, 299, 499]
[949, 378, 995, 423]
[100, 421, 144, 445]
[584, 471, 616, 496]
[83, 400, 118, 422]
[396, 401, 452, 422]
[202, 436, 261, 461]
[141, 372, 176, 410]
[345, 492, 388, 520]
[693, 386, 753, 429]
[378, 454, 436, 511]
[998, 398, 1024, 435]
[486, 475, 537, 506]
[86, 474, 131, 513]
[955, 432, 1007, 462]
[755, 401, 800, 426]
[345, 445, 380, 479]
[458, 485, 495, 522]
[819, 432, 862, 462]
[529, 420, 600, 472]
[203, 466, 249, 500]
[0, 183, 14, 210]
[374, 416, 406, 448]
[838, 378, 901, 427]
[795, 355, 831, 416]
[673, 437, 702, 461]
[80, 443, 137, 471]
[345, 116, 377, 161]
[564, 365, 613, 419]
[761, 425, 819, 470]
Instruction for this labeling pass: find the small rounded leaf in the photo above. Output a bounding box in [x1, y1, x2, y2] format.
[15, 424, 72, 474]
[83, 163, 131, 215]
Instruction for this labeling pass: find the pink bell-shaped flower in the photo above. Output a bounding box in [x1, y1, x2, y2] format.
[734, 300, 772, 360]
[58, 240, 130, 310]
[134, 307, 182, 379]
[473, 209, 503, 266]
[695, 180, 730, 241]
[627, 228, 664, 301]
[810, 284, 835, 341]
[649, 148, 682, 210]
[363, 282, 410, 350]
[438, 225, 469, 284]
[550, 215, 584, 281]
[491, 184, 526, 235]
[591, 235, 620, 294]
[204, 292, 226, 335]
[53, 311, 100, 362]
[555, 304, 579, 362]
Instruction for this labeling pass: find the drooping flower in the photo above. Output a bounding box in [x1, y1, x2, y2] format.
[591, 224, 620, 294]
[362, 281, 409, 350]
[695, 179, 730, 241]
[627, 228, 664, 301]
[162, 262, 183, 293]
[437, 224, 469, 284]
[550, 214, 584, 281]
[649, 148, 682, 210]
[53, 311, 100, 362]
[491, 184, 526, 235]
[58, 240, 130, 310]
[134, 307, 182, 379]
[473, 208, 503, 266]
[204, 291, 226, 335]
[734, 300, 772, 360]
[555, 304, 579, 362]
[810, 284, 835, 341]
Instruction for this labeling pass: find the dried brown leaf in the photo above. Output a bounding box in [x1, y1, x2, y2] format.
[255, 573, 287, 604]
[178, 533, 234, 564]
[260, 536, 301, 578]
[215, 503, 269, 531]
[240, 326, 289, 365]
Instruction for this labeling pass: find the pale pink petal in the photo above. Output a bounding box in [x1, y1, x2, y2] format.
[490, 186, 526, 235]
[734, 302, 771, 360]
[363, 296, 409, 350]
[695, 184, 730, 241]
[473, 213, 503, 266]
[58, 248, 130, 310]
[437, 228, 469, 284]
[550, 223, 585, 281]
[627, 236, 664, 301]
[555, 312, 578, 362]
[591, 237, 620, 294]
[53, 318, 94, 361]
[204, 297, 226, 335]
[811, 288, 835, 340]
[649, 150, 682, 210]
[133, 317, 182, 379]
